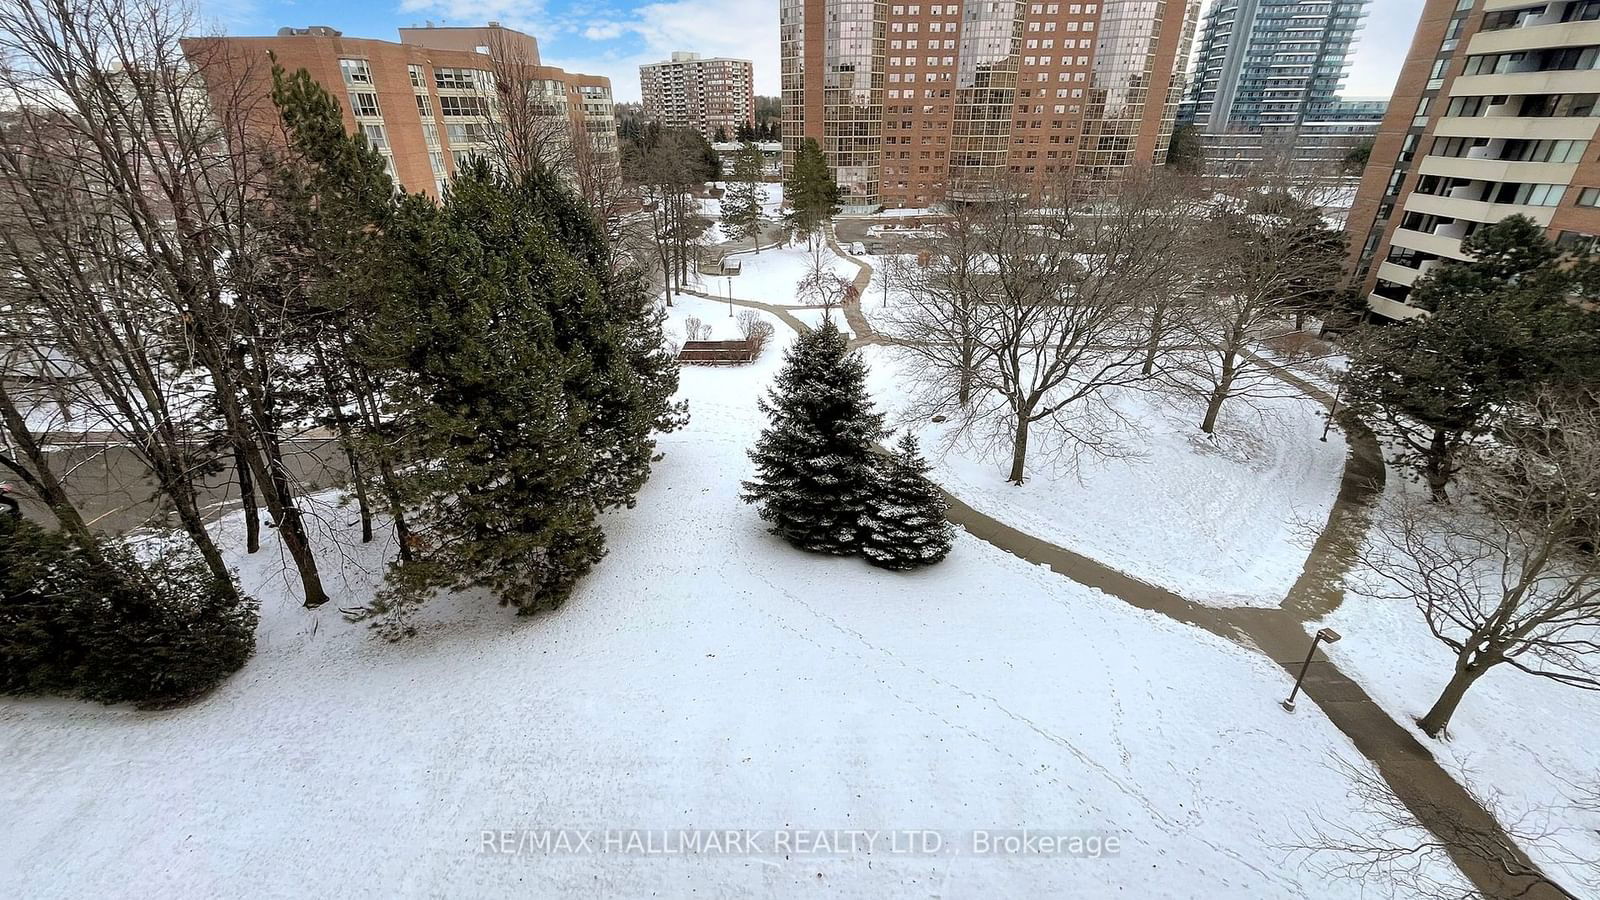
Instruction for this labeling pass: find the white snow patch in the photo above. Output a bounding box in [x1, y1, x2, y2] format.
[0, 296, 1455, 897]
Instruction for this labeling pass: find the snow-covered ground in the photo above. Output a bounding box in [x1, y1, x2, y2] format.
[1315, 482, 1600, 894]
[698, 183, 785, 244]
[726, 242, 858, 307]
[861, 342, 1346, 608]
[0, 295, 1456, 898]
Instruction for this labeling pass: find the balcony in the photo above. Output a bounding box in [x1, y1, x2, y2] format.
[1403, 189, 1558, 227]
[1415, 154, 1578, 184]
[1388, 226, 1471, 261]
[1451, 69, 1600, 97]
[1377, 260, 1431, 287]
[1469, 19, 1600, 55]
[1367, 293, 1429, 321]
[1431, 115, 1600, 141]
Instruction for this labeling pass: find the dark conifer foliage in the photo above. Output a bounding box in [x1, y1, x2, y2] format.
[371, 159, 683, 622]
[860, 433, 955, 570]
[743, 319, 885, 555]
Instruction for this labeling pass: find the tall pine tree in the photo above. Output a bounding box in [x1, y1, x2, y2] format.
[370, 158, 683, 623]
[743, 318, 885, 554]
[860, 433, 954, 570]
[721, 141, 765, 253]
[783, 137, 840, 245]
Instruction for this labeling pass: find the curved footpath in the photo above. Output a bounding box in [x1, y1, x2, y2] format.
[812, 228, 1560, 899]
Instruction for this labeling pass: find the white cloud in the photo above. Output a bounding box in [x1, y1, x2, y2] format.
[583, 22, 626, 40]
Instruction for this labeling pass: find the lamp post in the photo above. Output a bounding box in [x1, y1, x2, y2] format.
[727, 275, 734, 317]
[1320, 383, 1343, 442]
[1282, 627, 1341, 712]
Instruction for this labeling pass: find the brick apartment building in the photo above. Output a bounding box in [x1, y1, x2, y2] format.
[639, 51, 756, 141]
[182, 23, 617, 201]
[1346, 0, 1600, 321]
[779, 0, 1199, 211]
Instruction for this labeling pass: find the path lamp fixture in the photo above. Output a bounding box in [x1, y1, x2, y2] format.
[1282, 627, 1341, 712]
[727, 275, 734, 317]
[1320, 383, 1343, 442]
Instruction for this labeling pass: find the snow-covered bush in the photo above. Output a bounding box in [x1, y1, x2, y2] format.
[0, 521, 256, 707]
[860, 433, 954, 570]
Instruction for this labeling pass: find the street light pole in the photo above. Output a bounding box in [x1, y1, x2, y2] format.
[1282, 628, 1341, 712]
[1320, 383, 1343, 442]
[727, 276, 733, 317]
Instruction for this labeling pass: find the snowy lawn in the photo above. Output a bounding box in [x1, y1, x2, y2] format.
[861, 343, 1347, 608]
[698, 183, 784, 244]
[1314, 483, 1600, 894]
[0, 297, 1453, 897]
[726, 242, 859, 307]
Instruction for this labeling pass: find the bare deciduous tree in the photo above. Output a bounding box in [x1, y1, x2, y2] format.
[735, 309, 774, 354]
[1168, 177, 1346, 434]
[477, 26, 576, 180]
[1354, 388, 1600, 739]
[794, 238, 853, 313]
[0, 0, 330, 605]
[883, 170, 1193, 483]
[1284, 757, 1594, 900]
[627, 129, 711, 304]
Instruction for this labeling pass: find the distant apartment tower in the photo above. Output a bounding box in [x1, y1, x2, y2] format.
[182, 24, 617, 201]
[1346, 0, 1600, 321]
[640, 52, 756, 140]
[779, 0, 1200, 211]
[1179, 0, 1374, 167]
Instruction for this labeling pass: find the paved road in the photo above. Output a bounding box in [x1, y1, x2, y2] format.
[13, 438, 350, 535]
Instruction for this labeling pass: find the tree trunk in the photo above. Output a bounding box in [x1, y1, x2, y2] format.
[377, 458, 413, 563]
[1200, 350, 1237, 435]
[1142, 304, 1165, 377]
[341, 349, 413, 563]
[198, 323, 330, 608]
[1007, 416, 1031, 484]
[1418, 656, 1491, 738]
[0, 383, 95, 545]
[315, 351, 373, 544]
[234, 439, 260, 554]
[167, 480, 233, 589]
[342, 438, 369, 544]
[1425, 427, 1452, 502]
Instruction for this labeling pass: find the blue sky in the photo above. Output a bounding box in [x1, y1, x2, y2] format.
[197, 0, 1424, 103]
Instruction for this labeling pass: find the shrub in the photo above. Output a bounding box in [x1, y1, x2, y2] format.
[0, 520, 256, 707]
[737, 309, 776, 355]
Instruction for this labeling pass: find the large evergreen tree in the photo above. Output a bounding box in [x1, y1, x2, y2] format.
[371, 159, 683, 623]
[783, 137, 840, 245]
[1344, 216, 1600, 499]
[261, 63, 414, 553]
[860, 433, 954, 570]
[721, 141, 766, 253]
[743, 318, 885, 554]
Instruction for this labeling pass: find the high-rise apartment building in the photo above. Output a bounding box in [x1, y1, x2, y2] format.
[1346, 0, 1600, 321]
[1180, 0, 1374, 168]
[183, 24, 617, 201]
[780, 0, 1199, 211]
[1184, 0, 1369, 133]
[639, 52, 756, 140]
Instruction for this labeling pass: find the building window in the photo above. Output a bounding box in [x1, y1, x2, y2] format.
[1577, 187, 1600, 207]
[408, 65, 425, 89]
[362, 123, 388, 150]
[438, 95, 491, 117]
[416, 94, 433, 117]
[339, 59, 372, 85]
[348, 92, 381, 118]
